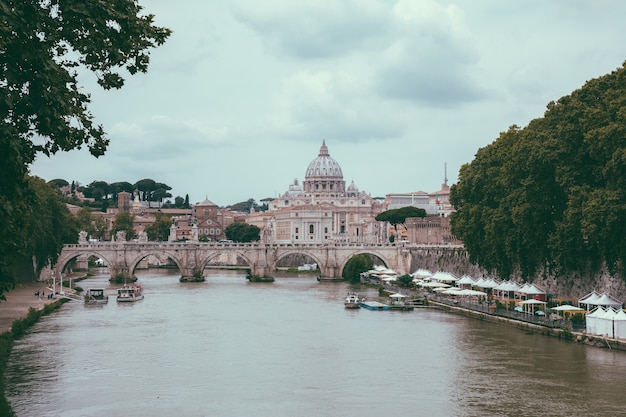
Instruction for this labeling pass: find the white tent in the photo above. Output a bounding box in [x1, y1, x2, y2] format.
[585, 307, 604, 335]
[595, 293, 622, 309]
[421, 281, 450, 288]
[579, 291, 602, 310]
[431, 271, 458, 283]
[520, 298, 547, 314]
[458, 289, 488, 297]
[457, 275, 476, 289]
[551, 304, 586, 320]
[411, 268, 433, 279]
[614, 309, 626, 339]
[389, 293, 407, 298]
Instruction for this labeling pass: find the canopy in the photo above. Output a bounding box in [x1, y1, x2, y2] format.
[411, 268, 433, 279]
[431, 271, 458, 282]
[521, 299, 546, 305]
[421, 281, 450, 288]
[389, 293, 407, 298]
[551, 305, 585, 312]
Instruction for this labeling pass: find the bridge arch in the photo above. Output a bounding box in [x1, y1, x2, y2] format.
[337, 250, 394, 277]
[127, 250, 184, 277]
[274, 249, 325, 273]
[55, 250, 113, 276]
[197, 250, 255, 272]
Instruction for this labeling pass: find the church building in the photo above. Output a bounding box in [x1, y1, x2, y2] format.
[248, 141, 386, 244]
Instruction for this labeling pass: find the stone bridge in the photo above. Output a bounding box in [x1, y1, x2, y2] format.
[55, 241, 435, 281]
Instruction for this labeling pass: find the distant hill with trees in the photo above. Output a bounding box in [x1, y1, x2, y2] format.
[450, 61, 626, 282]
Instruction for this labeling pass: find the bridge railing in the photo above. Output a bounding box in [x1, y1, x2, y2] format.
[63, 241, 464, 250]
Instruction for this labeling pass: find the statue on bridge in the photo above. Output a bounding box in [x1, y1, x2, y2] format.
[138, 231, 148, 243]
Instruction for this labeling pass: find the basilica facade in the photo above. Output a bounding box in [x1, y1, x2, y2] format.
[247, 141, 387, 244]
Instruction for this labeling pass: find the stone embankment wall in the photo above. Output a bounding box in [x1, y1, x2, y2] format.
[408, 247, 626, 301]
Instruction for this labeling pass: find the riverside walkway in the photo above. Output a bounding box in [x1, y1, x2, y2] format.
[0, 283, 61, 333]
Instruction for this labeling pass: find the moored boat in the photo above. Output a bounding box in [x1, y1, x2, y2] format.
[84, 288, 109, 305]
[116, 285, 144, 302]
[344, 292, 361, 309]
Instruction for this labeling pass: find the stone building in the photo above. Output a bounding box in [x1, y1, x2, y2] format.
[248, 140, 386, 244]
[192, 198, 234, 241]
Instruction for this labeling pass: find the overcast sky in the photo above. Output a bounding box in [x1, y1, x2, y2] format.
[30, 0, 626, 207]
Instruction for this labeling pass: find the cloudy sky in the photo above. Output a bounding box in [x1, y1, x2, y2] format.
[30, 0, 626, 207]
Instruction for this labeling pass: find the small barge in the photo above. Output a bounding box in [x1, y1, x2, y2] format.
[359, 301, 391, 311]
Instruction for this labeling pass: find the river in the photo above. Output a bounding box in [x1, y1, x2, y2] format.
[5, 269, 626, 416]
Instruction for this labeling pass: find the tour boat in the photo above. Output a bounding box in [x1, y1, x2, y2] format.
[84, 288, 109, 305]
[116, 284, 144, 302]
[344, 292, 361, 309]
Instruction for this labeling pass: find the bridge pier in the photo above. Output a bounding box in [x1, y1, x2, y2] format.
[110, 265, 135, 283]
[249, 263, 273, 279]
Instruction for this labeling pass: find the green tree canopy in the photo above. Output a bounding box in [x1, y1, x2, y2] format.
[0, 0, 170, 301]
[145, 212, 171, 241]
[21, 177, 79, 273]
[225, 222, 260, 242]
[47, 178, 69, 189]
[76, 206, 96, 238]
[342, 254, 373, 284]
[450, 61, 626, 280]
[112, 211, 136, 241]
[375, 206, 427, 232]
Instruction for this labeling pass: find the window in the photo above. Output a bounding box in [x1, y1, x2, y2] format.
[324, 227, 328, 234]
[309, 225, 314, 234]
[295, 227, 299, 233]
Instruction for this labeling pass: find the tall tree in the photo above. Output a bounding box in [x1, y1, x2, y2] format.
[76, 206, 96, 237]
[342, 254, 373, 284]
[451, 62, 626, 280]
[112, 211, 136, 241]
[0, 1, 169, 299]
[145, 212, 171, 241]
[375, 207, 427, 235]
[21, 176, 79, 273]
[225, 222, 260, 242]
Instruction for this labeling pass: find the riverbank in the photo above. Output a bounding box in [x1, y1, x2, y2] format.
[0, 283, 58, 334]
[427, 298, 626, 352]
[1, 283, 70, 417]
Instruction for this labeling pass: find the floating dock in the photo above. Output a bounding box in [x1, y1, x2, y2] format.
[359, 301, 391, 311]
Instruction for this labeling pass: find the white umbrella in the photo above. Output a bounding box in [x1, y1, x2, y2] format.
[551, 305, 585, 312]
[422, 281, 450, 288]
[389, 293, 407, 298]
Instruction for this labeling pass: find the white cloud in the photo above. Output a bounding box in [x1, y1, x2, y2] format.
[28, 0, 626, 205]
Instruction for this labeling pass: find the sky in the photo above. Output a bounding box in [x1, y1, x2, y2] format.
[29, 0, 626, 207]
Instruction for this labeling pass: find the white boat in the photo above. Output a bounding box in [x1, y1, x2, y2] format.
[344, 292, 361, 309]
[116, 285, 144, 302]
[84, 288, 109, 305]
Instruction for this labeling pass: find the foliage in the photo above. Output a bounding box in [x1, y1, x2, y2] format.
[145, 212, 171, 241]
[112, 211, 136, 241]
[228, 198, 268, 212]
[92, 216, 108, 241]
[342, 254, 373, 284]
[76, 206, 95, 237]
[21, 177, 79, 272]
[0, 0, 170, 298]
[225, 222, 260, 242]
[396, 274, 414, 288]
[450, 61, 626, 280]
[375, 207, 426, 233]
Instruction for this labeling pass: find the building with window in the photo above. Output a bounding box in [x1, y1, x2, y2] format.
[248, 141, 386, 244]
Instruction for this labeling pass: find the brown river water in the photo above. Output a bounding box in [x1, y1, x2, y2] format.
[5, 269, 626, 416]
